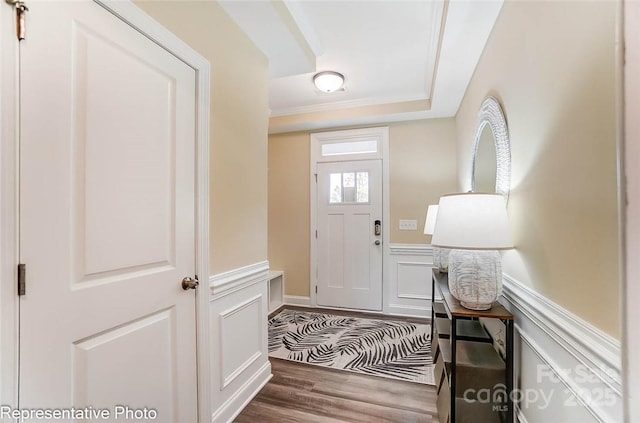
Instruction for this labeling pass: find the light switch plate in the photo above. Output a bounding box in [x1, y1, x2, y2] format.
[399, 220, 418, 231]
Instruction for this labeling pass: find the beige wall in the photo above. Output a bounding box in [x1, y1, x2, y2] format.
[268, 132, 310, 297]
[268, 119, 458, 297]
[390, 119, 458, 244]
[456, 1, 620, 338]
[135, 0, 269, 275]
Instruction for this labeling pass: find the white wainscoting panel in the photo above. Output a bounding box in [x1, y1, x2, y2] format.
[500, 274, 622, 423]
[209, 262, 271, 423]
[219, 295, 263, 389]
[385, 244, 434, 317]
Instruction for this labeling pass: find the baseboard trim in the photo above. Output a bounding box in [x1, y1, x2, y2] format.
[501, 274, 622, 422]
[210, 361, 272, 423]
[283, 295, 312, 306]
[386, 303, 431, 318]
[209, 261, 269, 299]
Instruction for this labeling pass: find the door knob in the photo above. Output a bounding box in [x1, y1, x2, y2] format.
[182, 276, 199, 290]
[375, 240, 381, 246]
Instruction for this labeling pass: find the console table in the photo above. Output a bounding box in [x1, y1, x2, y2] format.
[431, 269, 514, 423]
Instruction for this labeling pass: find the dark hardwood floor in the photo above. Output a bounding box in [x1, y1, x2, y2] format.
[235, 307, 438, 423]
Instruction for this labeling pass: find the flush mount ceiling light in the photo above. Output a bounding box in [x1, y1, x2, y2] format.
[313, 71, 344, 93]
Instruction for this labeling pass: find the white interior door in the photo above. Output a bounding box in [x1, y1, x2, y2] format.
[18, 1, 198, 420]
[316, 160, 383, 310]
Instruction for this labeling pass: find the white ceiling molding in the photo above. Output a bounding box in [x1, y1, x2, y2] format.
[281, 0, 325, 57]
[270, 94, 430, 118]
[220, 0, 505, 133]
[424, 0, 447, 101]
[218, 0, 317, 78]
[428, 0, 505, 117]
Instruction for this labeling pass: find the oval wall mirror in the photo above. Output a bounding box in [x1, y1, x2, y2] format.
[471, 97, 511, 198]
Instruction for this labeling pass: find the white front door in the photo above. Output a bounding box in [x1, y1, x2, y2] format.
[19, 1, 198, 420]
[316, 160, 383, 310]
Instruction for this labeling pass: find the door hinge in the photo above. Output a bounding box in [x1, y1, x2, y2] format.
[315, 285, 317, 294]
[17, 263, 26, 296]
[314, 174, 318, 183]
[315, 230, 318, 238]
[5, 0, 28, 41]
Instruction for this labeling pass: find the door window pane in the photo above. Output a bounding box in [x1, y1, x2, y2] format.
[329, 171, 369, 204]
[357, 172, 369, 203]
[343, 172, 356, 202]
[321, 140, 378, 156]
[343, 172, 355, 187]
[329, 173, 342, 203]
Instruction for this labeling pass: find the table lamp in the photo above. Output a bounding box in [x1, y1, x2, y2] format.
[424, 205, 449, 272]
[431, 193, 513, 310]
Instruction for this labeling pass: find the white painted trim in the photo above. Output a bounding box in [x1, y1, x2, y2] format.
[271, 94, 429, 117]
[386, 304, 431, 318]
[209, 261, 270, 299]
[385, 243, 434, 317]
[381, 128, 391, 313]
[219, 294, 264, 389]
[0, 0, 19, 410]
[309, 127, 390, 310]
[283, 295, 312, 307]
[210, 361, 272, 423]
[501, 274, 623, 422]
[389, 243, 434, 256]
[95, 0, 210, 68]
[0, 2, 212, 420]
[517, 327, 610, 422]
[281, 0, 324, 57]
[221, 351, 261, 390]
[503, 274, 621, 385]
[624, 1, 640, 422]
[268, 270, 284, 279]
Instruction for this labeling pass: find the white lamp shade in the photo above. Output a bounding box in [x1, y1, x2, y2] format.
[313, 71, 344, 92]
[424, 205, 438, 235]
[431, 193, 513, 250]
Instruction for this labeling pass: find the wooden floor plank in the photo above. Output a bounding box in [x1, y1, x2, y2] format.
[239, 307, 437, 422]
[235, 358, 438, 422]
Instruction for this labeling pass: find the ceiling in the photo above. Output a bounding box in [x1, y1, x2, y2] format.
[218, 0, 504, 134]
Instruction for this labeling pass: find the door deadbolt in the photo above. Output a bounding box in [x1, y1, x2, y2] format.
[182, 276, 199, 290]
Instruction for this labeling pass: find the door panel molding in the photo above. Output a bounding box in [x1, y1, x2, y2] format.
[310, 127, 390, 310]
[0, 1, 210, 421]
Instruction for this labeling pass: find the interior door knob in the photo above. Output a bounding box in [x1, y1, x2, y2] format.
[375, 240, 381, 245]
[182, 276, 199, 290]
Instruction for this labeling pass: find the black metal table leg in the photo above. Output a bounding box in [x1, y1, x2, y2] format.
[451, 316, 456, 423]
[506, 319, 514, 423]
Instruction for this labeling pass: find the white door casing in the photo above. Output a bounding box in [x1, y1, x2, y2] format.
[16, 1, 210, 420]
[316, 160, 383, 311]
[310, 127, 389, 311]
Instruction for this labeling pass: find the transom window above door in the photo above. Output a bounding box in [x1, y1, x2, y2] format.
[321, 139, 378, 157]
[329, 171, 369, 204]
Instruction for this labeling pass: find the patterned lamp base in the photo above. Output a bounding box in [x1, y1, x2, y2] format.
[448, 249, 502, 310]
[433, 247, 450, 273]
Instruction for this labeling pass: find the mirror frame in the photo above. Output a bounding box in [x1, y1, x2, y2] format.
[471, 96, 511, 198]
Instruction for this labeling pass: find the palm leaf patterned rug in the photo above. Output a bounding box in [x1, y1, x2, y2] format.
[268, 309, 434, 385]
